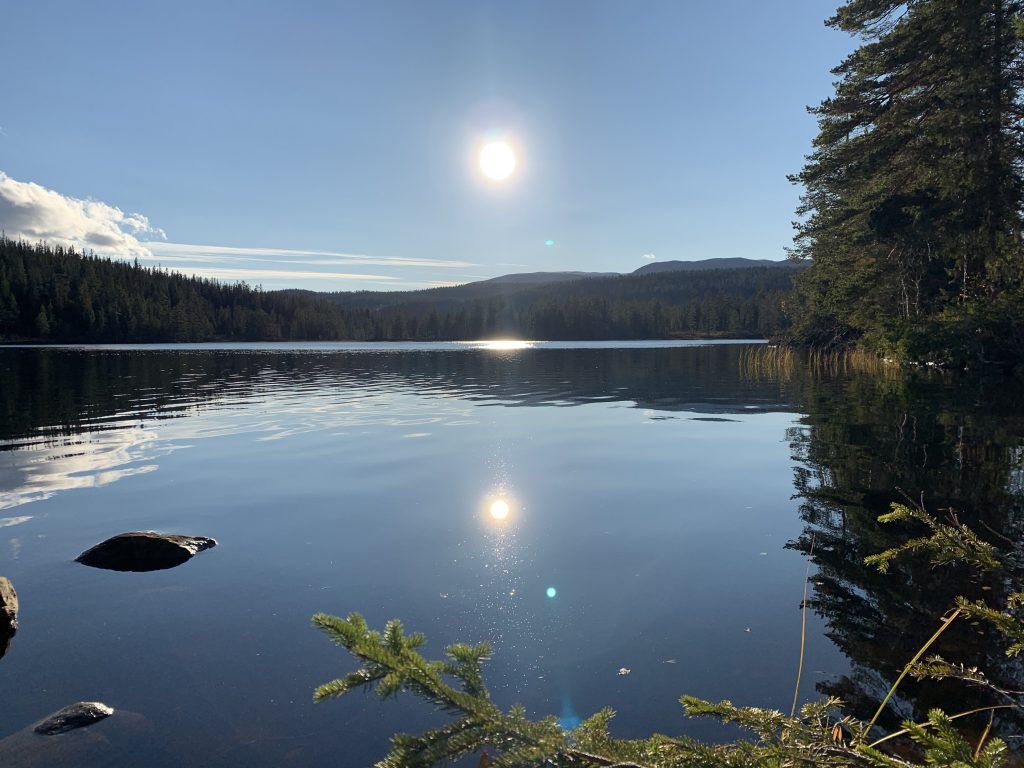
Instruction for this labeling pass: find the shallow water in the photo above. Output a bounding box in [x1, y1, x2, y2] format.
[0, 342, 1020, 765]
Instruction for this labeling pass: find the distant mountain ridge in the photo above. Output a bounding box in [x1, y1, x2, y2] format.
[482, 270, 619, 284]
[632, 258, 798, 275]
[325, 257, 799, 310]
[483, 258, 794, 285]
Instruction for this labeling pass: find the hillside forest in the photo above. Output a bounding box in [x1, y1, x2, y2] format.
[0, 237, 794, 343]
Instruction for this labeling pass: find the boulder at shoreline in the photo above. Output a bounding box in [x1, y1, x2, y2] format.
[75, 532, 217, 572]
[0, 577, 17, 659]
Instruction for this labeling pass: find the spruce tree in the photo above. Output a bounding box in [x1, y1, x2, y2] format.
[790, 0, 1024, 365]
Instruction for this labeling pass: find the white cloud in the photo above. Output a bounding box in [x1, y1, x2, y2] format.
[0, 171, 164, 257]
[642, 253, 657, 260]
[0, 171, 474, 291]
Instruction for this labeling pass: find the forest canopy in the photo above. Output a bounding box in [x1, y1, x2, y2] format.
[788, 0, 1024, 366]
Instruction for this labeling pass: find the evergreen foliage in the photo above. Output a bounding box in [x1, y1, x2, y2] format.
[0, 236, 795, 343]
[0, 236, 360, 342]
[870, 501, 1024, 661]
[313, 502, 1022, 767]
[864, 503, 1002, 574]
[789, 0, 1024, 366]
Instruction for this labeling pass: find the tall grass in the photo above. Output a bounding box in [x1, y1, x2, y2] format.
[739, 344, 798, 380]
[739, 344, 895, 381]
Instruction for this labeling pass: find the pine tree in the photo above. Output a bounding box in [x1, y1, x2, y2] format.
[34, 305, 50, 337]
[790, 0, 1024, 365]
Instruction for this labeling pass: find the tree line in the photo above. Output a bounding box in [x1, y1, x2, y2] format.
[790, 0, 1024, 367]
[0, 237, 360, 342]
[0, 236, 795, 342]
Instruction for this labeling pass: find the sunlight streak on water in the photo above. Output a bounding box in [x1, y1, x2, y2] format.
[464, 339, 535, 351]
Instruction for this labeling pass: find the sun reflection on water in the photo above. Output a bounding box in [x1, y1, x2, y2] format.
[466, 339, 535, 351]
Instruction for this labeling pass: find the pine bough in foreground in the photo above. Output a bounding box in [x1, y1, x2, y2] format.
[312, 503, 1022, 767]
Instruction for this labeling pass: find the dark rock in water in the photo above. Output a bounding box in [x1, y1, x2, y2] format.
[34, 702, 114, 735]
[75, 531, 217, 572]
[0, 577, 16, 628]
[0, 707, 156, 767]
[0, 577, 17, 659]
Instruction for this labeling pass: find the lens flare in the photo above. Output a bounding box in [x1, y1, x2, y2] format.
[546, 586, 557, 598]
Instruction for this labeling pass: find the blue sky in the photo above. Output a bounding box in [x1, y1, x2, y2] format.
[1, 1, 852, 291]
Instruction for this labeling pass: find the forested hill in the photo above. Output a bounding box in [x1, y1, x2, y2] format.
[0, 237, 797, 342]
[324, 257, 796, 309]
[321, 263, 796, 339]
[633, 257, 797, 275]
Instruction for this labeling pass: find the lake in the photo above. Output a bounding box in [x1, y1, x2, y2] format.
[0, 341, 1021, 766]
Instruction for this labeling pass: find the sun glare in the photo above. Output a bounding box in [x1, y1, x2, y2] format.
[489, 499, 511, 520]
[479, 141, 517, 181]
[479, 339, 532, 351]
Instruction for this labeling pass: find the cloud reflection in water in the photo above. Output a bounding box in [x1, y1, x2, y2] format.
[0, 389, 476, 512]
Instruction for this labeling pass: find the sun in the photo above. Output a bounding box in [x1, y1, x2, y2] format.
[489, 499, 510, 520]
[479, 141, 517, 181]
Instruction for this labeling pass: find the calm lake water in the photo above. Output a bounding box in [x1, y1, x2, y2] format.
[0, 341, 1021, 765]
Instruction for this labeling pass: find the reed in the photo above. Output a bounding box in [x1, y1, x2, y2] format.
[806, 346, 894, 377]
[739, 344, 895, 381]
[738, 344, 798, 380]
[858, 607, 963, 745]
[790, 534, 815, 718]
[866, 704, 1013, 750]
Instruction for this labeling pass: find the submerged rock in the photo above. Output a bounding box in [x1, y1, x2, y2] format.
[34, 702, 114, 735]
[0, 707, 155, 767]
[75, 531, 217, 572]
[0, 577, 17, 659]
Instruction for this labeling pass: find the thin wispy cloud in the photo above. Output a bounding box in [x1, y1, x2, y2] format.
[140, 244, 476, 289]
[183, 267, 400, 283]
[141, 241, 475, 269]
[642, 253, 657, 260]
[0, 171, 164, 258]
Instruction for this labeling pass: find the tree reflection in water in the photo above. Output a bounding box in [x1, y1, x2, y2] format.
[766, 358, 1024, 747]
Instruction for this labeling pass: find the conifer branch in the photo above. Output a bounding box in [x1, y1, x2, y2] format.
[864, 502, 1001, 574]
[311, 498, 1023, 766]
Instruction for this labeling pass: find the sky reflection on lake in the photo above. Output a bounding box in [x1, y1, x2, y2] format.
[3, 342, 1019, 765]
